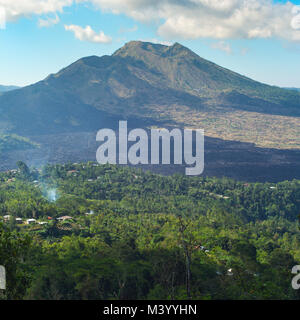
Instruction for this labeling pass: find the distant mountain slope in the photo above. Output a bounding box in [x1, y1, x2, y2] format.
[0, 41, 299, 149]
[0, 85, 20, 92]
[0, 134, 38, 152]
[284, 87, 300, 92]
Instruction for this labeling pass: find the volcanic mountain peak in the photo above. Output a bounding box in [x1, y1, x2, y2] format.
[113, 40, 197, 60]
[0, 40, 299, 143]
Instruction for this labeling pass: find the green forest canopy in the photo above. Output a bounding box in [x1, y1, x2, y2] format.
[0, 162, 299, 300]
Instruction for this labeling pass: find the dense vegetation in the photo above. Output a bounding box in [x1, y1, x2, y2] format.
[0, 161, 299, 300]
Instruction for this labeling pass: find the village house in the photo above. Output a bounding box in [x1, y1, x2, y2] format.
[227, 268, 234, 276]
[26, 219, 36, 225]
[67, 170, 78, 176]
[57, 216, 73, 221]
[85, 211, 94, 216]
[16, 218, 23, 224]
[3, 215, 11, 222]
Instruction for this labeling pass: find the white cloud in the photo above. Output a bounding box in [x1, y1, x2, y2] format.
[0, 0, 72, 21]
[138, 38, 173, 46]
[292, 5, 300, 15]
[291, 15, 300, 30]
[38, 14, 60, 27]
[291, 6, 300, 30]
[0, 6, 6, 29]
[211, 41, 232, 54]
[0, 0, 300, 42]
[65, 24, 112, 43]
[87, 0, 300, 42]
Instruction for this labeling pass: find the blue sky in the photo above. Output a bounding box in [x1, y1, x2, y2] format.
[0, 0, 300, 88]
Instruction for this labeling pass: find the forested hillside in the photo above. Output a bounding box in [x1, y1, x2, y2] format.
[0, 162, 299, 300]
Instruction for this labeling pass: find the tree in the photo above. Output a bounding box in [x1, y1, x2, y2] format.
[0, 223, 32, 299]
[16, 161, 31, 180]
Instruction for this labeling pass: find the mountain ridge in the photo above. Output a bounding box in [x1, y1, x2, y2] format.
[113, 41, 300, 110]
